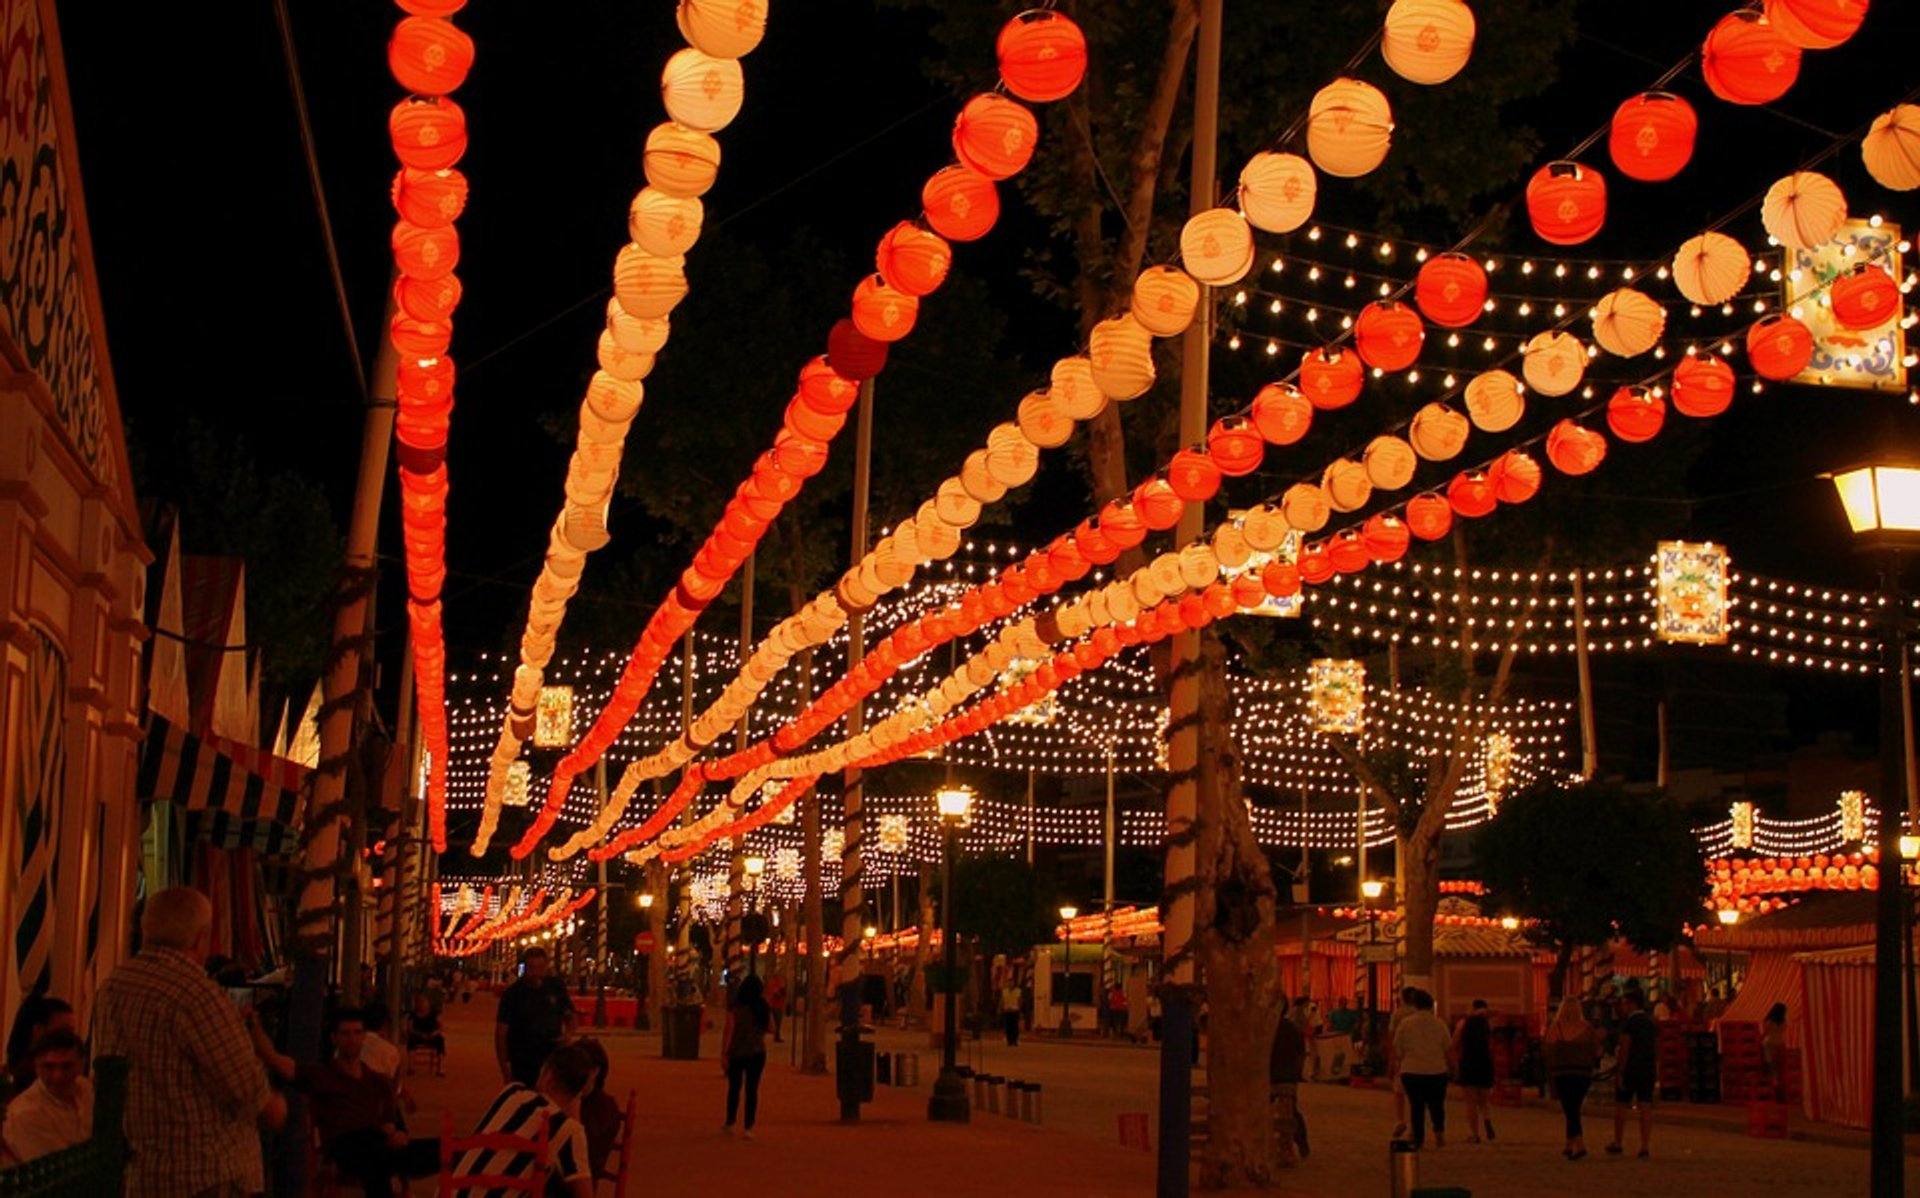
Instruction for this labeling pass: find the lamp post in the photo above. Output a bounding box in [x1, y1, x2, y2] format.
[1361, 879, 1384, 1063]
[1716, 908, 1740, 992]
[1829, 460, 1920, 1198]
[1902, 835, 1920, 1090]
[744, 856, 766, 977]
[1058, 905, 1080, 1038]
[929, 785, 973, 1123]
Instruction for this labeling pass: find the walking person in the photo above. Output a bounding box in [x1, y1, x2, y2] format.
[766, 973, 788, 1044]
[1761, 1002, 1789, 1098]
[1605, 987, 1658, 1157]
[1393, 989, 1452, 1150]
[1545, 996, 1599, 1160]
[1001, 979, 1023, 1047]
[722, 975, 772, 1138]
[1386, 986, 1419, 1139]
[496, 947, 578, 1088]
[1454, 999, 1496, 1143]
[1268, 1001, 1311, 1165]
[90, 886, 288, 1197]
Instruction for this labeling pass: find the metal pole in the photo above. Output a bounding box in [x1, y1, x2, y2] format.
[1356, 780, 1368, 905]
[1158, 3, 1219, 1191]
[1872, 558, 1908, 1198]
[1571, 572, 1599, 779]
[1656, 699, 1670, 789]
[594, 757, 609, 1028]
[1026, 768, 1036, 867]
[1104, 749, 1117, 914]
[928, 815, 969, 1121]
[837, 377, 875, 1122]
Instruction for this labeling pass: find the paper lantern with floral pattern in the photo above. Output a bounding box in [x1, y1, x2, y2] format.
[826, 317, 888, 380]
[1406, 492, 1453, 540]
[996, 9, 1087, 102]
[1355, 301, 1425, 371]
[1380, 0, 1476, 85]
[1409, 402, 1469, 461]
[1167, 449, 1221, 503]
[1522, 331, 1587, 396]
[1608, 92, 1697, 182]
[1415, 252, 1488, 328]
[1746, 313, 1814, 379]
[1671, 354, 1736, 417]
[613, 247, 688, 319]
[1546, 419, 1608, 476]
[1527, 161, 1606, 246]
[1361, 513, 1412, 563]
[1447, 470, 1497, 518]
[1490, 450, 1542, 504]
[1134, 476, 1184, 530]
[1300, 347, 1364, 409]
[1591, 287, 1667, 357]
[1607, 386, 1666, 442]
[1762, 171, 1846, 251]
[1830, 264, 1899, 331]
[1862, 104, 1920, 191]
[1015, 390, 1072, 449]
[1328, 531, 1370, 575]
[1088, 314, 1156, 400]
[1364, 435, 1417, 490]
[644, 124, 722, 199]
[1050, 357, 1105, 420]
[1672, 231, 1750, 306]
[1464, 369, 1524, 432]
[1180, 208, 1255, 286]
[1251, 383, 1313, 445]
[1702, 11, 1802, 106]
[677, 0, 768, 59]
[877, 222, 952, 298]
[1280, 483, 1330, 534]
[390, 97, 468, 171]
[392, 167, 468, 228]
[852, 275, 919, 342]
[396, 272, 462, 324]
[1300, 545, 1337, 585]
[1322, 458, 1372, 512]
[1131, 266, 1201, 336]
[954, 94, 1039, 181]
[389, 16, 474, 96]
[1208, 418, 1265, 476]
[628, 187, 704, 257]
[922, 166, 1000, 242]
[1306, 78, 1394, 178]
[1238, 152, 1317, 234]
[661, 49, 746, 133]
[393, 222, 459, 280]
[1763, 0, 1866, 49]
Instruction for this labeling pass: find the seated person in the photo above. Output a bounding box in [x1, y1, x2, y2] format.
[248, 1005, 438, 1195]
[359, 1004, 403, 1087]
[2, 1030, 92, 1161]
[447, 1043, 595, 1198]
[572, 1038, 623, 1180]
[3, 996, 73, 1093]
[406, 993, 446, 1075]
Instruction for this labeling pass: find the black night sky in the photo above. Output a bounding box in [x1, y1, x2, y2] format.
[49, 0, 1920, 791]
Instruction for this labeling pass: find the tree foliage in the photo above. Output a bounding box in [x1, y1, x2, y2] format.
[951, 854, 1056, 959]
[1475, 778, 1708, 972]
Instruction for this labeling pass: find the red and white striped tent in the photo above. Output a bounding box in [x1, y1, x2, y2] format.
[1793, 943, 1878, 1129]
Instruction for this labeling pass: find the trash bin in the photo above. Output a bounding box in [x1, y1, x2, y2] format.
[877, 1053, 893, 1085]
[1388, 1140, 1419, 1198]
[662, 1004, 703, 1060]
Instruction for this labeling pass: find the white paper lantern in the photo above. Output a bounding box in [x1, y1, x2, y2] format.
[1307, 78, 1393, 178]
[1381, 0, 1476, 85]
[1671, 232, 1750, 307]
[628, 187, 705, 258]
[676, 0, 767, 60]
[1238, 151, 1316, 234]
[1179, 208, 1255, 285]
[1521, 331, 1586, 397]
[661, 48, 745, 133]
[1760, 171, 1847, 252]
[1590, 287, 1667, 358]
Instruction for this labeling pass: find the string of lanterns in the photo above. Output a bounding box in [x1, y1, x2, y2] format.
[385, 0, 478, 852]
[520, 7, 1091, 862]
[470, 0, 766, 856]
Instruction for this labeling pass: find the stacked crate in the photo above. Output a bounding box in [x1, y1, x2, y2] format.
[1656, 1021, 1699, 1100]
[1719, 1022, 1764, 1103]
[1685, 1030, 1721, 1103]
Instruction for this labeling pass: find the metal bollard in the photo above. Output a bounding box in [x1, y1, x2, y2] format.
[898, 1053, 918, 1087]
[985, 1075, 1003, 1114]
[1388, 1139, 1419, 1198]
[1017, 1081, 1037, 1122]
[972, 1073, 988, 1108]
[1029, 1081, 1043, 1124]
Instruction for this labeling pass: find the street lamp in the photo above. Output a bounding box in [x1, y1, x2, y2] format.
[744, 855, 766, 977]
[1360, 880, 1385, 1067]
[929, 785, 974, 1123]
[1058, 904, 1080, 1038]
[1831, 459, 1920, 1198]
[1716, 907, 1740, 991]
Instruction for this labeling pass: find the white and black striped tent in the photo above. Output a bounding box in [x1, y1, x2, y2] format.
[136, 714, 308, 856]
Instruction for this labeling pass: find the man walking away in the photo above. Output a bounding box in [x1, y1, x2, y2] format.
[1606, 987, 1658, 1158]
[92, 886, 287, 1197]
[1268, 1001, 1311, 1164]
[1001, 981, 1022, 1047]
[496, 948, 578, 1087]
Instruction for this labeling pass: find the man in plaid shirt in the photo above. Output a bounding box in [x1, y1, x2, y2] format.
[92, 887, 287, 1197]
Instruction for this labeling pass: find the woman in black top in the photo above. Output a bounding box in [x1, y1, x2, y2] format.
[1455, 999, 1496, 1143]
[722, 975, 772, 1137]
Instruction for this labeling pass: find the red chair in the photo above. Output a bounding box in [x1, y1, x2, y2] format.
[597, 1090, 639, 1197]
[438, 1108, 550, 1197]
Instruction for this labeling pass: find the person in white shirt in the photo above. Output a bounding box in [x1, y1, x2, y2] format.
[1392, 989, 1453, 1150]
[2, 1029, 92, 1162]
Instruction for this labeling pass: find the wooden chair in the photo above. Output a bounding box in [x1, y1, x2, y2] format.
[438, 1109, 549, 1197]
[407, 1043, 444, 1076]
[596, 1090, 639, 1198]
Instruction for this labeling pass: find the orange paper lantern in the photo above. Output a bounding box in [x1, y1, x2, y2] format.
[1671, 354, 1736, 417]
[1361, 513, 1411, 563]
[391, 168, 468, 227]
[798, 357, 859, 415]
[1761, 171, 1847, 252]
[1591, 287, 1667, 358]
[392, 221, 460, 280]
[1133, 477, 1184, 530]
[395, 272, 462, 324]
[1606, 386, 1666, 443]
[1167, 449, 1222, 503]
[826, 318, 888, 381]
[1405, 493, 1453, 541]
[1300, 347, 1364, 409]
[388, 16, 474, 96]
[1415, 253, 1488, 328]
[1251, 383, 1313, 445]
[1329, 531, 1371, 574]
[1447, 471, 1497, 518]
[1527, 161, 1606, 246]
[1489, 450, 1542, 504]
[628, 187, 704, 258]
[1297, 543, 1336, 585]
[995, 10, 1088, 103]
[1763, 0, 1867, 49]
[1746, 314, 1814, 380]
[1608, 93, 1697, 182]
[391, 313, 451, 359]
[922, 166, 1000, 242]
[1702, 11, 1801, 106]
[1354, 301, 1425, 372]
[1263, 559, 1303, 598]
[1208, 418, 1265, 477]
[1545, 420, 1608, 476]
[645, 123, 723, 199]
[953, 94, 1039, 181]
[1464, 370, 1524, 433]
[1830, 265, 1899, 331]
[851, 275, 919, 343]
[1861, 104, 1920, 192]
[876, 222, 952, 299]
[389, 97, 468, 171]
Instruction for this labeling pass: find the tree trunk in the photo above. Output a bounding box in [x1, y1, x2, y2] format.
[908, 869, 934, 1025]
[1398, 823, 1442, 985]
[796, 642, 829, 1073]
[1192, 631, 1281, 1188]
[645, 858, 669, 1027]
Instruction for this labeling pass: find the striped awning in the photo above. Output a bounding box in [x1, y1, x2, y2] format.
[137, 715, 309, 854]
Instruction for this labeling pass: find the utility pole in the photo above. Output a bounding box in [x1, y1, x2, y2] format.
[1159, 3, 1219, 1193]
[836, 378, 875, 1121]
[1571, 572, 1598, 779]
